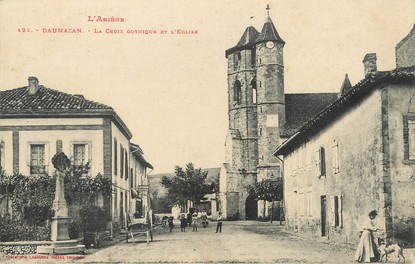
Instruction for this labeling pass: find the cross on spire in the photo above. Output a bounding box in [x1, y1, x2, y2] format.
[266, 4, 270, 18]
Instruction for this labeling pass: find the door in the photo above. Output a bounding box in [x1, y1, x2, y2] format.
[321, 195, 327, 236]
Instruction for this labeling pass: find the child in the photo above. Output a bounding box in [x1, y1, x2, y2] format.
[180, 214, 187, 232]
[215, 212, 223, 233]
[192, 212, 198, 232]
[168, 216, 174, 232]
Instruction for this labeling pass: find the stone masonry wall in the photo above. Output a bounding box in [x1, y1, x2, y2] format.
[284, 88, 384, 246]
[386, 84, 415, 244]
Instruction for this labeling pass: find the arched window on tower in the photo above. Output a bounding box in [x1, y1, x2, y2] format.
[234, 80, 242, 105]
[251, 78, 257, 104]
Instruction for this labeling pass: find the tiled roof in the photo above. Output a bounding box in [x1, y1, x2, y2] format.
[283, 92, 338, 136]
[226, 26, 259, 57]
[0, 83, 133, 139]
[131, 143, 153, 169]
[275, 66, 415, 155]
[0, 86, 112, 111]
[237, 26, 260, 47]
[255, 17, 285, 45]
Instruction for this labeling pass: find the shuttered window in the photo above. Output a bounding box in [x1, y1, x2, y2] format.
[316, 147, 326, 177]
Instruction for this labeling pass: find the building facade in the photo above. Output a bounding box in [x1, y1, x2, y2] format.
[274, 24, 415, 245]
[0, 78, 153, 232]
[219, 6, 337, 220]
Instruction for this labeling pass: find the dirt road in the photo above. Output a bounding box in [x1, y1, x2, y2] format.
[75, 220, 356, 263]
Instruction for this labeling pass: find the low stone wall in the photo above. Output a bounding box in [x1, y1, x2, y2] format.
[0, 241, 51, 255]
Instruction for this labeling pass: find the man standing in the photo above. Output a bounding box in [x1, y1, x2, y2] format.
[215, 212, 222, 233]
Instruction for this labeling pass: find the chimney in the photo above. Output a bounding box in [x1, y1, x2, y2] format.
[362, 53, 377, 76]
[28, 76, 39, 95]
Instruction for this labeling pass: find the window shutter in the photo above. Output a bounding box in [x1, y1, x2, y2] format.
[320, 147, 326, 176]
[339, 195, 343, 228]
[330, 195, 335, 227]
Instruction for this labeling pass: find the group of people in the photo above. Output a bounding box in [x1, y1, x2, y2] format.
[167, 210, 223, 233]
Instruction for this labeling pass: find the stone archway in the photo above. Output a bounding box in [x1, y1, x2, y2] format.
[245, 195, 258, 220]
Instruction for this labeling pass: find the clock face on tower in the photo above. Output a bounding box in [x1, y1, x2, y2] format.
[266, 41, 274, 49]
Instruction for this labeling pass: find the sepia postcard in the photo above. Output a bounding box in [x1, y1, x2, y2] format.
[0, 0, 414, 263]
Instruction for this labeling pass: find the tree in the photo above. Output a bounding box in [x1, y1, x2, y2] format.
[161, 163, 212, 208]
[248, 178, 283, 223]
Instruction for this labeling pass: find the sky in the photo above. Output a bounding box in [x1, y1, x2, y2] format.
[0, 0, 414, 174]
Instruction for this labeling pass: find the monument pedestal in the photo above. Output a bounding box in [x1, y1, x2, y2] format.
[37, 240, 85, 255]
[37, 217, 85, 255]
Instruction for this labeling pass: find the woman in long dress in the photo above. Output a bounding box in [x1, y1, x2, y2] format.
[354, 210, 380, 263]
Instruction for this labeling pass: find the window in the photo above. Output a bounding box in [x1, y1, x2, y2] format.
[73, 143, 89, 174]
[114, 139, 118, 175]
[331, 195, 342, 228]
[234, 81, 242, 105]
[251, 78, 257, 104]
[404, 116, 415, 162]
[316, 147, 326, 177]
[120, 145, 124, 178]
[332, 140, 340, 174]
[30, 144, 46, 175]
[233, 52, 241, 71]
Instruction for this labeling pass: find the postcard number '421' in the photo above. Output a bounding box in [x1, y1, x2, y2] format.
[17, 28, 31, 33]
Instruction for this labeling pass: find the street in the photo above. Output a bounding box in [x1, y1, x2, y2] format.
[76, 221, 356, 263]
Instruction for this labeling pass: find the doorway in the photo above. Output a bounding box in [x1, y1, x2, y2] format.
[245, 195, 258, 220]
[321, 195, 327, 236]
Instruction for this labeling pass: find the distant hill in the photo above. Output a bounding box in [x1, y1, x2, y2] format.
[149, 167, 220, 197]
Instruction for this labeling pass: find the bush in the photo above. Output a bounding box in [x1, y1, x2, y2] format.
[0, 217, 50, 242]
[23, 205, 51, 226]
[68, 220, 81, 239]
[0, 218, 18, 242]
[79, 205, 109, 233]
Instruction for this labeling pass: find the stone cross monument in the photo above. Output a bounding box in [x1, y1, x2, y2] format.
[37, 152, 85, 255]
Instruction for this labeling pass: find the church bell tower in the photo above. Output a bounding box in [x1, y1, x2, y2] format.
[219, 5, 285, 220]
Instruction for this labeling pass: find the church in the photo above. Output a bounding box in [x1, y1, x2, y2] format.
[219, 6, 338, 220]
